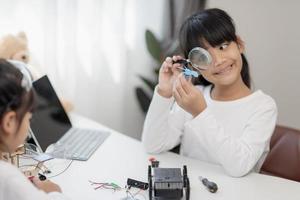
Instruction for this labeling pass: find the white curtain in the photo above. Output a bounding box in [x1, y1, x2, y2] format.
[0, 0, 166, 138]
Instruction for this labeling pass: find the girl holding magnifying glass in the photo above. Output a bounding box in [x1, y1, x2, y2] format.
[142, 8, 277, 177]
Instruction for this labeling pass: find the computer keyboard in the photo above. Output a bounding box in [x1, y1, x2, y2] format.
[57, 128, 110, 161]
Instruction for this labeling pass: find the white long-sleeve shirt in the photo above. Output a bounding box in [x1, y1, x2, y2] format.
[0, 160, 69, 200]
[142, 85, 277, 177]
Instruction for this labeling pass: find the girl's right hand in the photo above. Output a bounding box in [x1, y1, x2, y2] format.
[32, 177, 62, 193]
[157, 55, 183, 98]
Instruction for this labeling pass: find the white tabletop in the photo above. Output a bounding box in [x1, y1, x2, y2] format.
[46, 114, 300, 200]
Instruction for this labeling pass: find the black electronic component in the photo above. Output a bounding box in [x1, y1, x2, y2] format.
[173, 59, 188, 65]
[148, 165, 190, 200]
[127, 178, 149, 190]
[151, 160, 159, 168]
[38, 173, 47, 181]
[199, 176, 218, 193]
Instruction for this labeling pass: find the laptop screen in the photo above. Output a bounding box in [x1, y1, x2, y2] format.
[30, 75, 72, 151]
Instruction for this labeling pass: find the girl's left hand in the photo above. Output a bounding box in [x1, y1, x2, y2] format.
[32, 177, 62, 193]
[173, 74, 207, 117]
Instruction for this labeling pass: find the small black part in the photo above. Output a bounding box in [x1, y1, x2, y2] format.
[183, 165, 187, 176]
[38, 173, 47, 181]
[183, 165, 187, 187]
[148, 165, 152, 200]
[185, 177, 190, 200]
[44, 169, 52, 174]
[148, 165, 152, 178]
[151, 160, 159, 168]
[127, 178, 149, 190]
[173, 59, 187, 65]
[202, 178, 218, 193]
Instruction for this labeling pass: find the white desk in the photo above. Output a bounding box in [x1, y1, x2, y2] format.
[46, 114, 300, 200]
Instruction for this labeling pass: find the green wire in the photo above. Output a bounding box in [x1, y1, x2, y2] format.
[111, 182, 121, 189]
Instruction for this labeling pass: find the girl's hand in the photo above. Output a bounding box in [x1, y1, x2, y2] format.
[157, 55, 183, 98]
[173, 74, 207, 117]
[32, 177, 62, 193]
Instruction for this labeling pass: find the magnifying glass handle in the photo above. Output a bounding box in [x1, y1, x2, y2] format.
[172, 59, 188, 65]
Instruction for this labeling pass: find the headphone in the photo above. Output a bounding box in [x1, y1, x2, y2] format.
[7, 60, 33, 92]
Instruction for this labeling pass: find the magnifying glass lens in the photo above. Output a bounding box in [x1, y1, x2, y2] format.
[188, 47, 212, 70]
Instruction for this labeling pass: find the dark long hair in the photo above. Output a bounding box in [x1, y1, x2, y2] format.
[179, 8, 251, 88]
[0, 59, 35, 125]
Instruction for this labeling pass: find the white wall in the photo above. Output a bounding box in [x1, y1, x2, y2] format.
[208, 0, 300, 129]
[121, 0, 168, 139]
[68, 0, 167, 139]
[0, 0, 167, 140]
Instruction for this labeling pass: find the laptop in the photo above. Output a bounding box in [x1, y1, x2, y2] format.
[29, 75, 110, 161]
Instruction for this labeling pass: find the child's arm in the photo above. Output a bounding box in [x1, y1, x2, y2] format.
[142, 87, 186, 154]
[185, 98, 277, 177]
[3, 168, 70, 200]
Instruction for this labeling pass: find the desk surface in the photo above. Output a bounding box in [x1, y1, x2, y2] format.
[46, 114, 300, 200]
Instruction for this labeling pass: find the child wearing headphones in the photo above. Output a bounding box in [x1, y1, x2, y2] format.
[0, 59, 69, 199]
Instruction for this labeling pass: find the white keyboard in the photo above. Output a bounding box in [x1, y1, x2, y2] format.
[57, 128, 110, 160]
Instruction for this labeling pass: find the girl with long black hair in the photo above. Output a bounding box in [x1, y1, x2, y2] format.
[142, 8, 277, 177]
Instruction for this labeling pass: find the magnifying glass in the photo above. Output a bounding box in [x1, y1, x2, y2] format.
[173, 47, 212, 71]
